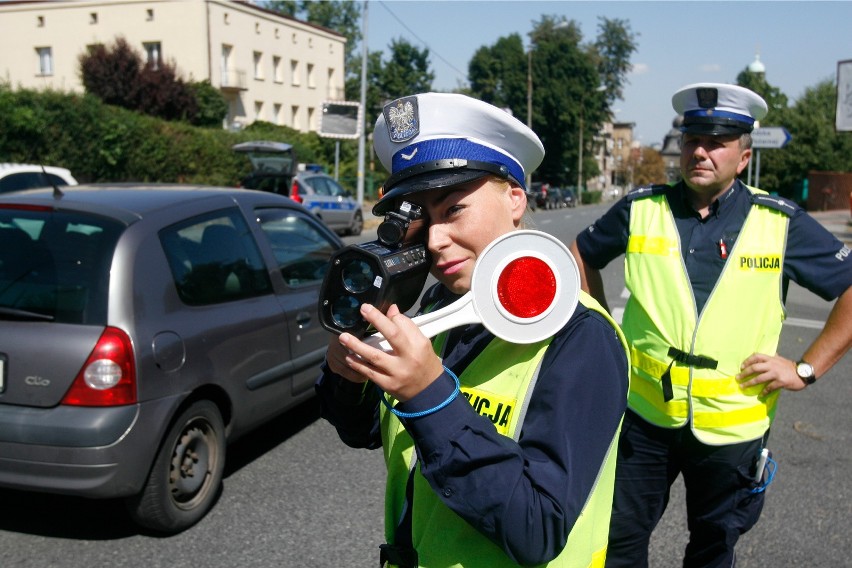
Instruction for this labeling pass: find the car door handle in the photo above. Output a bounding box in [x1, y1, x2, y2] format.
[296, 311, 312, 329]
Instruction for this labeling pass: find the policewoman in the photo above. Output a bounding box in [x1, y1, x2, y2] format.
[317, 93, 629, 567]
[570, 83, 852, 566]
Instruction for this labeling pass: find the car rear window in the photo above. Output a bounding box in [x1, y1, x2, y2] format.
[0, 172, 72, 193]
[0, 207, 122, 324]
[160, 208, 273, 306]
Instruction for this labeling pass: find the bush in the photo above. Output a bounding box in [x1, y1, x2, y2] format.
[0, 84, 345, 187]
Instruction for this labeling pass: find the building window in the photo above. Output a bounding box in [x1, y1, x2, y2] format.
[255, 23, 261, 34]
[254, 101, 264, 122]
[273, 103, 282, 125]
[307, 107, 315, 131]
[36, 47, 53, 76]
[291, 105, 300, 130]
[223, 13, 229, 25]
[253, 51, 263, 80]
[290, 60, 300, 86]
[274, 27, 280, 39]
[89, 12, 98, 24]
[307, 63, 315, 89]
[273, 56, 282, 83]
[146, 9, 154, 21]
[143, 42, 161, 70]
[37, 15, 44, 27]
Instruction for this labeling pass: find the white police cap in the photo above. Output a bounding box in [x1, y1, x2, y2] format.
[372, 93, 544, 215]
[672, 82, 768, 136]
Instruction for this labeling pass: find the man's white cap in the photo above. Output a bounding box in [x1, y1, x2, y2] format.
[372, 93, 544, 214]
[672, 83, 768, 136]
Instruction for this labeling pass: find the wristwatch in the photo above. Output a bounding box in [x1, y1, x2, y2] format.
[795, 359, 816, 385]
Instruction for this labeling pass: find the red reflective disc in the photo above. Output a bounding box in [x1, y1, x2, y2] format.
[496, 256, 556, 318]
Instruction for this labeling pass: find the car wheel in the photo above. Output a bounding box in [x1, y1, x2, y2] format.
[347, 210, 363, 236]
[126, 400, 225, 534]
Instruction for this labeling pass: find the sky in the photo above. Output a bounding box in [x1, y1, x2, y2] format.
[364, 0, 852, 146]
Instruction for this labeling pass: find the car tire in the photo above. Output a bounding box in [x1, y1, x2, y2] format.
[126, 400, 225, 534]
[347, 210, 363, 236]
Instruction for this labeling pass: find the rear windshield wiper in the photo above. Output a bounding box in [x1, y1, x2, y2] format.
[0, 306, 55, 321]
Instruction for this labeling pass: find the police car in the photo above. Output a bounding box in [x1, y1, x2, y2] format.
[234, 141, 363, 236]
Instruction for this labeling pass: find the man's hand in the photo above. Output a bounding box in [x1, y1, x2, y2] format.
[737, 353, 807, 396]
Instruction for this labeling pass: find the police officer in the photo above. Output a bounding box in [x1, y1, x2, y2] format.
[317, 93, 629, 567]
[569, 83, 852, 567]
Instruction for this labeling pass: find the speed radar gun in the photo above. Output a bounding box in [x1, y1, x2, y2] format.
[319, 217, 581, 350]
[319, 201, 431, 338]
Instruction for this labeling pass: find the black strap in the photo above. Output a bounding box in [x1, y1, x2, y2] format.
[659, 347, 719, 402]
[379, 468, 418, 567]
[667, 347, 718, 370]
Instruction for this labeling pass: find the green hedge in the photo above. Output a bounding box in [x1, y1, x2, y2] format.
[0, 85, 379, 190]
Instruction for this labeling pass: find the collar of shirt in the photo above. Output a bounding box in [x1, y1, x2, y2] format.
[673, 180, 742, 221]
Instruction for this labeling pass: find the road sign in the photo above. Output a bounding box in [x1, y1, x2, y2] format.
[751, 126, 792, 149]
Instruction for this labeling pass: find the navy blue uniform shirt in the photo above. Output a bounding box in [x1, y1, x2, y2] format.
[576, 180, 852, 312]
[316, 286, 628, 565]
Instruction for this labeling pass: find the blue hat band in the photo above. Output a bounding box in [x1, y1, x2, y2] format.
[391, 138, 525, 188]
[683, 109, 755, 126]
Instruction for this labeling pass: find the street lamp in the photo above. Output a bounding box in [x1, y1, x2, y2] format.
[577, 84, 606, 205]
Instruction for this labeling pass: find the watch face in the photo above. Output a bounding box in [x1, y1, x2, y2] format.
[796, 362, 815, 383]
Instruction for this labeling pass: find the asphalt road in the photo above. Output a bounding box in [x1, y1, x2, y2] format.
[1, 203, 849, 567]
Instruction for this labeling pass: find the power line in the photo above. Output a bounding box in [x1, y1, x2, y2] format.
[376, 1, 468, 85]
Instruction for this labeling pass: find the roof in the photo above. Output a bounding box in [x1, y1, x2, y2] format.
[0, 183, 298, 221]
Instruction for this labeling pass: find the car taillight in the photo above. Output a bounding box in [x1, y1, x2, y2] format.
[62, 327, 137, 406]
[290, 180, 302, 203]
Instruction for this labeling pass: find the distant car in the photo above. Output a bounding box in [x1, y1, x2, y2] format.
[529, 181, 551, 209]
[233, 140, 362, 236]
[558, 187, 577, 208]
[530, 181, 572, 210]
[0, 163, 78, 193]
[290, 171, 363, 236]
[0, 184, 343, 533]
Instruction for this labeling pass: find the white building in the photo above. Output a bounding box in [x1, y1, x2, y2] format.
[0, 0, 347, 132]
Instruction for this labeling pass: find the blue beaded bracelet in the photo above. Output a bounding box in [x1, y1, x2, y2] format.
[381, 366, 461, 419]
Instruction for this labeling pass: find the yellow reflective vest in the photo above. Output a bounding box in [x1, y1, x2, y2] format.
[623, 184, 789, 445]
[380, 292, 627, 567]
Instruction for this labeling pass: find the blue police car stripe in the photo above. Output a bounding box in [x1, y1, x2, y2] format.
[391, 138, 524, 187]
[304, 200, 355, 210]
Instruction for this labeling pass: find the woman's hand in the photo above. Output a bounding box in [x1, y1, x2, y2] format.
[337, 303, 445, 401]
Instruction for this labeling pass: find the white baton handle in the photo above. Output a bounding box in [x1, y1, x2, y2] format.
[362, 292, 478, 352]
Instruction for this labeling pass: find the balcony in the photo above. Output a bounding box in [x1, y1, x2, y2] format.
[220, 68, 247, 92]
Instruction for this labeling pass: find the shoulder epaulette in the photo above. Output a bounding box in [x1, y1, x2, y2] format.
[626, 183, 669, 202]
[750, 194, 798, 216]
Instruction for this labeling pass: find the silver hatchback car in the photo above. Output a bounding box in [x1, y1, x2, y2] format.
[0, 184, 342, 533]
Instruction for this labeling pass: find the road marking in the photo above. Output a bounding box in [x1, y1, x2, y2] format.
[610, 307, 823, 329]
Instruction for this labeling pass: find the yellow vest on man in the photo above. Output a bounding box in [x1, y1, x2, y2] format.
[380, 292, 627, 567]
[623, 185, 789, 445]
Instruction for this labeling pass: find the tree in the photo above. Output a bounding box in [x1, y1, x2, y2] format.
[79, 37, 140, 107]
[188, 80, 229, 128]
[631, 146, 666, 186]
[763, 80, 852, 201]
[592, 18, 639, 107]
[132, 61, 198, 122]
[78, 36, 226, 125]
[467, 15, 637, 187]
[468, 34, 527, 116]
[380, 38, 434, 101]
